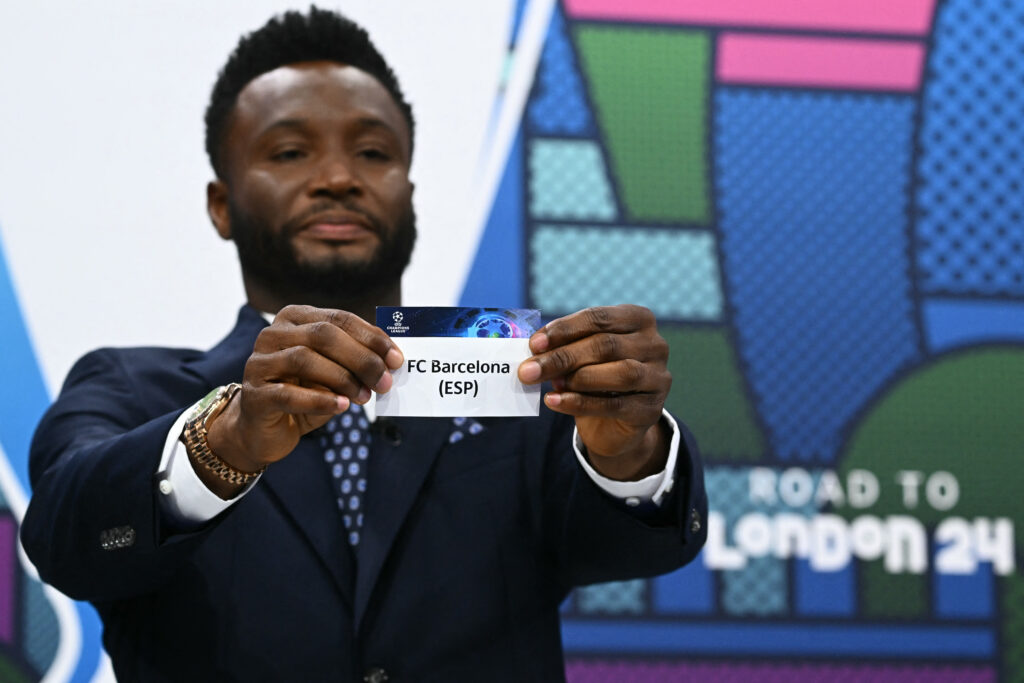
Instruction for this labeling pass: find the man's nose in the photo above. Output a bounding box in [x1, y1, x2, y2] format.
[310, 155, 361, 197]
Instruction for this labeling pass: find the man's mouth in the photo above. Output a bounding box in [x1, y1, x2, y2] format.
[302, 221, 372, 241]
[297, 209, 377, 242]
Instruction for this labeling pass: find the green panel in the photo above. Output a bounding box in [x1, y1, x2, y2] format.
[861, 559, 927, 618]
[0, 654, 32, 683]
[1003, 574, 1024, 682]
[839, 348, 1024, 541]
[662, 327, 765, 460]
[575, 26, 710, 224]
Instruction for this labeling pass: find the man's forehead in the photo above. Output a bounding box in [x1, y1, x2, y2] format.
[233, 61, 407, 137]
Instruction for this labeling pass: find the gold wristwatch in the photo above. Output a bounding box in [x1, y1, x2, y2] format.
[181, 383, 265, 485]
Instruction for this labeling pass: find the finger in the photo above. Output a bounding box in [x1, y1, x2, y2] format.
[529, 305, 656, 354]
[256, 320, 398, 393]
[243, 381, 350, 417]
[544, 390, 664, 424]
[560, 360, 670, 396]
[519, 331, 658, 384]
[246, 347, 375, 404]
[271, 305, 404, 369]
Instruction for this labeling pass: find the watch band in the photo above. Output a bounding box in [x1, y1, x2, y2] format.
[181, 383, 265, 485]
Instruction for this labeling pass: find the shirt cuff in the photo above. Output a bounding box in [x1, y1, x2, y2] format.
[572, 409, 680, 507]
[155, 400, 260, 526]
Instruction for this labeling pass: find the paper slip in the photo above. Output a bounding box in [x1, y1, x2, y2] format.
[375, 307, 542, 417]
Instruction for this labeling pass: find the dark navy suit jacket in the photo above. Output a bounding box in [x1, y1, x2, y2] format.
[22, 306, 707, 682]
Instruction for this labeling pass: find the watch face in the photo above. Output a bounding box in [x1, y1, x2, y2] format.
[192, 386, 225, 420]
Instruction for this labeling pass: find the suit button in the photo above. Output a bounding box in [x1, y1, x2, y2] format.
[690, 508, 702, 534]
[364, 667, 389, 683]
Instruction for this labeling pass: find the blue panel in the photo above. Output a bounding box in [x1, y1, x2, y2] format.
[527, 6, 594, 136]
[652, 559, 714, 615]
[795, 559, 855, 617]
[561, 620, 994, 658]
[915, 0, 1024, 297]
[935, 562, 994, 619]
[0, 230, 104, 681]
[715, 90, 921, 462]
[923, 297, 1024, 351]
[0, 235, 50, 491]
[459, 129, 525, 307]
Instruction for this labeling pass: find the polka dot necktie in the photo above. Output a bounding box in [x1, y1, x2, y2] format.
[448, 416, 485, 444]
[319, 410, 486, 546]
[320, 404, 371, 546]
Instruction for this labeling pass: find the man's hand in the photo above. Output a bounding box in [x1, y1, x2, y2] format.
[517, 305, 671, 482]
[201, 305, 404, 498]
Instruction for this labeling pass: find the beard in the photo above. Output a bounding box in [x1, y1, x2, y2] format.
[229, 198, 417, 305]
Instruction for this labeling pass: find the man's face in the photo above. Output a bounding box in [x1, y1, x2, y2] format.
[213, 61, 416, 301]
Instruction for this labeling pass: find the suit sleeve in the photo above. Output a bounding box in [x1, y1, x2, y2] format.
[21, 349, 221, 601]
[542, 412, 708, 589]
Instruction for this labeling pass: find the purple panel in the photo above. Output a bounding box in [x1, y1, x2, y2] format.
[565, 660, 996, 683]
[0, 516, 15, 643]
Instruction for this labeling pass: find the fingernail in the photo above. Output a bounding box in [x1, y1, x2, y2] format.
[530, 332, 550, 354]
[374, 371, 393, 394]
[545, 392, 562, 407]
[336, 395, 351, 413]
[519, 360, 541, 383]
[385, 347, 404, 370]
[355, 386, 372, 404]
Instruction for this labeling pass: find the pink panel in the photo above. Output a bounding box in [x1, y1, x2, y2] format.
[717, 34, 925, 91]
[564, 0, 935, 36]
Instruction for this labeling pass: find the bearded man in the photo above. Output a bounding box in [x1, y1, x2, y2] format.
[22, 8, 707, 682]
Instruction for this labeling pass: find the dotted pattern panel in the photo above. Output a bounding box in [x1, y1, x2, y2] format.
[715, 89, 920, 462]
[662, 327, 765, 461]
[565, 660, 997, 683]
[706, 467, 820, 617]
[530, 225, 722, 320]
[915, 0, 1024, 297]
[21, 575, 57, 677]
[861, 558, 928, 618]
[528, 6, 594, 136]
[576, 579, 647, 615]
[1002, 574, 1024, 682]
[721, 555, 787, 616]
[576, 26, 711, 223]
[529, 139, 616, 221]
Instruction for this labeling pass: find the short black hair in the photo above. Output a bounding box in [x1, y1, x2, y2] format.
[204, 6, 415, 178]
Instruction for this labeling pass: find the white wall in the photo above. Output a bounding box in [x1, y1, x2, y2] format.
[0, 0, 511, 395]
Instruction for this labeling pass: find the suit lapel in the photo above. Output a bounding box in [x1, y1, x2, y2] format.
[354, 417, 451, 631]
[261, 436, 356, 608]
[183, 305, 266, 387]
[181, 305, 356, 606]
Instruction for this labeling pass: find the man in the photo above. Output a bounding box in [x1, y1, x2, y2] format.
[22, 8, 706, 682]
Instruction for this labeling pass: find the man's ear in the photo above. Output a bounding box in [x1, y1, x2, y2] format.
[207, 180, 232, 240]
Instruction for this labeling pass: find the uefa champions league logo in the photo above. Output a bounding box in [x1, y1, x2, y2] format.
[386, 309, 409, 335]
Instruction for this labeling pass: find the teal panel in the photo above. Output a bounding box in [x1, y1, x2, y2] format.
[530, 225, 722, 320]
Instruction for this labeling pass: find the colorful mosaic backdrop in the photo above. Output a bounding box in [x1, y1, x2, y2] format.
[463, 0, 1024, 680]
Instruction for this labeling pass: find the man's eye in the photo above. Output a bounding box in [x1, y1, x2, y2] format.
[271, 148, 306, 162]
[359, 148, 390, 161]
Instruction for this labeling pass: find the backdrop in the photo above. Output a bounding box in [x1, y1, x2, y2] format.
[2, 1, 1023, 681]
